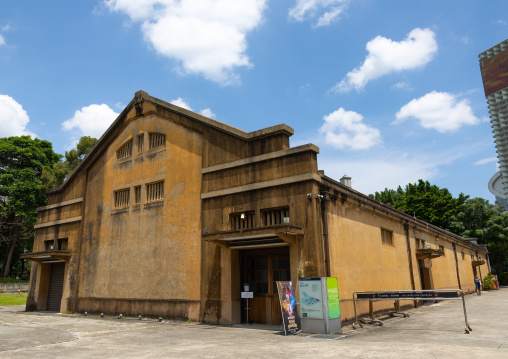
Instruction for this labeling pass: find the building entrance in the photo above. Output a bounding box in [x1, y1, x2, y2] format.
[241, 247, 290, 325]
[46, 262, 65, 311]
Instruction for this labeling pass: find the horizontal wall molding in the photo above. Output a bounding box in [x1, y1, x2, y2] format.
[37, 197, 83, 212]
[34, 216, 82, 229]
[201, 173, 321, 199]
[202, 144, 319, 174]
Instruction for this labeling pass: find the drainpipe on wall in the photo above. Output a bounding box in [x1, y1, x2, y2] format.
[404, 222, 417, 308]
[452, 243, 462, 290]
[321, 191, 331, 277]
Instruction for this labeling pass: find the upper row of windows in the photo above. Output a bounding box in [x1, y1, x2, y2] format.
[116, 132, 166, 160]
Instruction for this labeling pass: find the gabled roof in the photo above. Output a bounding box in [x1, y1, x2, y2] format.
[48, 90, 294, 194]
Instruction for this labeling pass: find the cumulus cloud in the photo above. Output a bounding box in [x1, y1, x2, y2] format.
[473, 157, 497, 166]
[104, 0, 267, 84]
[200, 108, 215, 118]
[62, 104, 119, 139]
[0, 95, 36, 137]
[170, 97, 192, 110]
[319, 108, 381, 150]
[288, 0, 349, 27]
[333, 28, 437, 93]
[171, 97, 215, 118]
[394, 91, 480, 133]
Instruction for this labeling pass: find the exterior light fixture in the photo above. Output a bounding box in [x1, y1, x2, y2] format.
[426, 245, 431, 249]
[240, 213, 245, 220]
[307, 193, 312, 198]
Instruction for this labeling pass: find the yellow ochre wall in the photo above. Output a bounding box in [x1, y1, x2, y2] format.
[77, 113, 203, 319]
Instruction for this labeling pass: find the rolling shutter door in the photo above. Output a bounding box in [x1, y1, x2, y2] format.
[47, 262, 65, 311]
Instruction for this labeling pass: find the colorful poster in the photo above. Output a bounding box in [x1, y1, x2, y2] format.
[326, 277, 341, 319]
[276, 281, 301, 335]
[298, 277, 323, 319]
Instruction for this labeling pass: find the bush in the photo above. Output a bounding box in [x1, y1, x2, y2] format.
[483, 273, 495, 289]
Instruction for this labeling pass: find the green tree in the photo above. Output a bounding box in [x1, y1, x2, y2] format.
[375, 180, 469, 230]
[0, 136, 61, 277]
[449, 198, 508, 278]
[41, 136, 97, 189]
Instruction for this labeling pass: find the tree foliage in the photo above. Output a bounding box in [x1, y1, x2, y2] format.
[375, 179, 469, 231]
[41, 136, 97, 189]
[0, 136, 61, 277]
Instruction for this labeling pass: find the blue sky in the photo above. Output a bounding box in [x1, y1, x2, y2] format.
[0, 0, 506, 201]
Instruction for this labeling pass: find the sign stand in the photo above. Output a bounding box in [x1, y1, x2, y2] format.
[241, 290, 253, 325]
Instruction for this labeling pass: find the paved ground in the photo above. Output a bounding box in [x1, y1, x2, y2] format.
[1, 288, 507, 358]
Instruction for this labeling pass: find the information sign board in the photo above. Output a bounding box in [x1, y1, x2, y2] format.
[299, 277, 323, 319]
[326, 277, 341, 319]
[241, 292, 253, 299]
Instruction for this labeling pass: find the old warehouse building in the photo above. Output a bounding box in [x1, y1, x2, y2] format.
[23, 91, 490, 325]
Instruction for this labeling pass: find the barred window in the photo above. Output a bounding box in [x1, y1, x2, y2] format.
[134, 186, 141, 204]
[114, 188, 130, 208]
[137, 134, 144, 153]
[146, 181, 164, 202]
[149, 133, 166, 149]
[117, 140, 132, 160]
[381, 228, 393, 246]
[262, 207, 289, 226]
[231, 212, 255, 230]
[57, 238, 68, 250]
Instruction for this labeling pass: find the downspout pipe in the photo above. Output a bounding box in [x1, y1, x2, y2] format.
[404, 222, 417, 308]
[321, 191, 331, 277]
[452, 243, 462, 290]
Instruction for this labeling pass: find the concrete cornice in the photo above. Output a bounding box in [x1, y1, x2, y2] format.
[36, 197, 83, 212]
[201, 173, 321, 199]
[34, 216, 82, 229]
[202, 144, 319, 174]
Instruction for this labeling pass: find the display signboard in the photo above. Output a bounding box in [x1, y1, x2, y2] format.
[424, 258, 432, 268]
[276, 281, 301, 335]
[241, 292, 253, 298]
[356, 291, 459, 300]
[326, 277, 341, 319]
[298, 277, 323, 319]
[480, 47, 508, 97]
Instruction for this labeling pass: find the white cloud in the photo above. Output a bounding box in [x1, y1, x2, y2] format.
[391, 82, 413, 91]
[492, 19, 506, 25]
[170, 97, 192, 110]
[394, 91, 480, 133]
[289, 0, 349, 27]
[200, 108, 215, 118]
[0, 95, 36, 137]
[62, 104, 119, 138]
[0, 34, 5, 46]
[104, 0, 267, 85]
[319, 108, 381, 150]
[473, 157, 497, 166]
[171, 97, 215, 118]
[333, 28, 438, 93]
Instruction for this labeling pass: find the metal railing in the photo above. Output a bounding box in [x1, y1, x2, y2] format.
[352, 289, 472, 334]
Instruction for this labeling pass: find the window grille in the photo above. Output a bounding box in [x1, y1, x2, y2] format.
[116, 140, 132, 160]
[137, 134, 144, 153]
[57, 238, 68, 250]
[439, 245, 445, 255]
[44, 240, 55, 251]
[231, 212, 255, 230]
[149, 133, 166, 149]
[134, 186, 141, 204]
[381, 228, 393, 246]
[146, 181, 164, 202]
[262, 207, 289, 226]
[114, 188, 130, 208]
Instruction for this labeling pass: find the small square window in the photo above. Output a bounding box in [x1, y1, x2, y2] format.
[381, 228, 393, 246]
[146, 181, 164, 202]
[114, 188, 130, 208]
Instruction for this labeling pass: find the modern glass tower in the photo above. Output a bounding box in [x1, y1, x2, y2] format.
[479, 39, 508, 200]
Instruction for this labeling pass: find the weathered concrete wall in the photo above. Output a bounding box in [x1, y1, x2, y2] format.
[78, 113, 203, 319]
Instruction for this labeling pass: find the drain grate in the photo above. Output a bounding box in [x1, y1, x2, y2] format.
[311, 334, 346, 340]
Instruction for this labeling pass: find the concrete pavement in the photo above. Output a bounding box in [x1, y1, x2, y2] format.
[1, 288, 507, 358]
